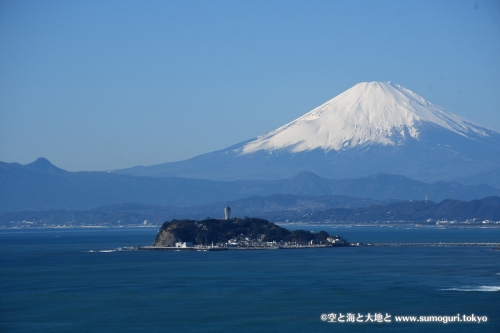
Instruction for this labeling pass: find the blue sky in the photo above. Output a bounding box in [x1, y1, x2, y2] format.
[1, 0, 499, 171]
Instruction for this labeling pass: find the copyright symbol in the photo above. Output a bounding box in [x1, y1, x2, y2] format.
[320, 314, 328, 321]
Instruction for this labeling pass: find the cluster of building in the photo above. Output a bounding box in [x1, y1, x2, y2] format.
[175, 234, 349, 249]
[170, 206, 350, 249]
[434, 219, 500, 225]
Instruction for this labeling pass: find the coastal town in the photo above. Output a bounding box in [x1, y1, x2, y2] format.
[139, 233, 351, 251]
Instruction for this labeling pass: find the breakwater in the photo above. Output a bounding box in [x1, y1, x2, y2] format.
[367, 243, 500, 247]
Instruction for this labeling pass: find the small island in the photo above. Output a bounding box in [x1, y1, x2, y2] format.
[139, 216, 349, 251]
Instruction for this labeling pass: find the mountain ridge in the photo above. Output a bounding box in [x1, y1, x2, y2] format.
[2, 158, 500, 212]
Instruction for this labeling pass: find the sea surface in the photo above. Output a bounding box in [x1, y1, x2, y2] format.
[1, 226, 499, 333]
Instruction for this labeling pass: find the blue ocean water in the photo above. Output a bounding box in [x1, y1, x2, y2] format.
[1, 227, 499, 333]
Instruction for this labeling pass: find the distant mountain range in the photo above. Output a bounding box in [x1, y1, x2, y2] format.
[4, 81, 499, 227]
[0, 194, 393, 227]
[2, 196, 498, 227]
[113, 82, 500, 184]
[1, 158, 500, 213]
[302, 196, 500, 223]
[457, 168, 500, 189]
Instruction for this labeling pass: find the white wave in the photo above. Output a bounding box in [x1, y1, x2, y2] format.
[83, 246, 137, 253]
[442, 286, 500, 292]
[83, 249, 115, 253]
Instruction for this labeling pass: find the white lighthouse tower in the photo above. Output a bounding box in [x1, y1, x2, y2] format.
[224, 205, 231, 220]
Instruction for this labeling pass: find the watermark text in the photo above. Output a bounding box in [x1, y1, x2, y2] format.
[320, 313, 488, 324]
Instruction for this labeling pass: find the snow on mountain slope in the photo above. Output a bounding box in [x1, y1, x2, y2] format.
[113, 81, 500, 182]
[240, 82, 489, 154]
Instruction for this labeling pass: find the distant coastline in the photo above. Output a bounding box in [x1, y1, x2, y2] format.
[2, 221, 500, 230]
[2, 196, 499, 229]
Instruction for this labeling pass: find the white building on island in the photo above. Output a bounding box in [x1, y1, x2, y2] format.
[175, 242, 193, 248]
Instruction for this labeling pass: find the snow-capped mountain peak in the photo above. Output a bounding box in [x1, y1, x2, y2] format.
[240, 81, 489, 154]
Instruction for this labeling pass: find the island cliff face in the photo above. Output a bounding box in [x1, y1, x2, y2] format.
[153, 217, 339, 247]
[154, 229, 179, 247]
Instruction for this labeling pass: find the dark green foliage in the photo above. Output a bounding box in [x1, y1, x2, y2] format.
[288, 230, 315, 243]
[158, 217, 329, 245]
[313, 231, 330, 241]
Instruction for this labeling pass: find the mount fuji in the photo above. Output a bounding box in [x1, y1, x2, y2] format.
[115, 82, 500, 183]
